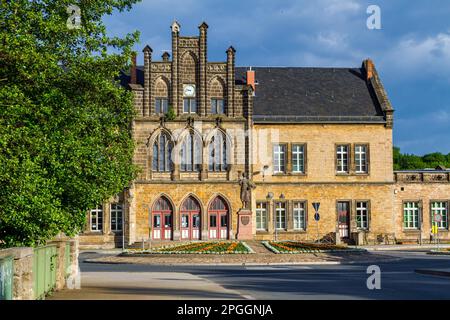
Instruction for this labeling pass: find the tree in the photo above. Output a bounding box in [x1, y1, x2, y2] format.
[0, 0, 141, 247]
[393, 147, 450, 170]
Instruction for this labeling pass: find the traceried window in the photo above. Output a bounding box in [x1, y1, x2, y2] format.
[90, 205, 103, 232]
[208, 131, 227, 172]
[155, 98, 168, 114]
[273, 144, 286, 173]
[336, 145, 349, 173]
[275, 202, 287, 230]
[152, 132, 172, 172]
[292, 144, 305, 173]
[180, 131, 202, 172]
[211, 99, 225, 114]
[110, 203, 123, 232]
[355, 145, 368, 173]
[293, 202, 306, 230]
[256, 202, 268, 231]
[183, 98, 197, 114]
[356, 201, 369, 229]
[431, 201, 448, 229]
[403, 202, 420, 229]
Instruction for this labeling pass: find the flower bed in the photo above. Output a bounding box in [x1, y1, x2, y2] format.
[125, 241, 253, 254]
[262, 241, 365, 254]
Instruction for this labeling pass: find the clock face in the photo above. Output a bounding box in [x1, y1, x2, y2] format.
[183, 84, 196, 97]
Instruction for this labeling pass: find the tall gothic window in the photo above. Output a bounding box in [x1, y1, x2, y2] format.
[180, 131, 202, 172]
[152, 132, 172, 172]
[208, 131, 227, 172]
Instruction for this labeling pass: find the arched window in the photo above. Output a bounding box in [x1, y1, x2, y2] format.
[209, 131, 227, 172]
[152, 132, 172, 172]
[180, 131, 201, 172]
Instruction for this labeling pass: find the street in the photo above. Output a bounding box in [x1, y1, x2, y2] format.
[49, 250, 450, 300]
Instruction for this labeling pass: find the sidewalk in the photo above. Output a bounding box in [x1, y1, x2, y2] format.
[350, 244, 450, 251]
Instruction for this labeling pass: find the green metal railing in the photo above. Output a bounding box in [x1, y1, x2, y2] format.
[33, 245, 57, 300]
[0, 255, 13, 300]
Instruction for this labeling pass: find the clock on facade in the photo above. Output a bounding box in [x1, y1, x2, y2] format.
[183, 84, 196, 97]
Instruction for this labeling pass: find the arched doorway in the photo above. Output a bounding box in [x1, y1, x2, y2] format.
[180, 196, 201, 240]
[208, 196, 229, 239]
[151, 197, 173, 240]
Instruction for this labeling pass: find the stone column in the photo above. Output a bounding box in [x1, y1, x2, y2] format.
[226, 46, 235, 117]
[143, 45, 152, 117]
[267, 200, 274, 235]
[287, 200, 294, 231]
[171, 21, 180, 115]
[102, 201, 111, 235]
[199, 22, 208, 116]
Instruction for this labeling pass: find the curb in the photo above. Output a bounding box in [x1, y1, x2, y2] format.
[83, 259, 342, 266]
[427, 251, 450, 256]
[415, 269, 450, 278]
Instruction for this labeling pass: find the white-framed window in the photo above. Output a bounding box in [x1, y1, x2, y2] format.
[431, 201, 448, 229]
[155, 98, 168, 114]
[208, 131, 227, 172]
[110, 203, 123, 232]
[403, 202, 420, 229]
[292, 144, 305, 173]
[336, 145, 349, 173]
[183, 98, 197, 113]
[356, 201, 369, 229]
[256, 202, 268, 230]
[90, 205, 103, 232]
[211, 99, 225, 114]
[355, 145, 368, 173]
[275, 202, 286, 230]
[273, 144, 286, 173]
[293, 201, 306, 230]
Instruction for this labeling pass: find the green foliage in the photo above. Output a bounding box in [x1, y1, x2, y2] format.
[165, 105, 176, 121]
[393, 147, 450, 170]
[0, 0, 141, 247]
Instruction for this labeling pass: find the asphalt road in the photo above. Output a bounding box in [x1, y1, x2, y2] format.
[63, 250, 450, 300]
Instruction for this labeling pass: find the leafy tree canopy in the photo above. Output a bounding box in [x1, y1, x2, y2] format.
[393, 147, 450, 170]
[0, 0, 141, 247]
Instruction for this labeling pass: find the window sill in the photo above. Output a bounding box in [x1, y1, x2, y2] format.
[402, 229, 421, 233]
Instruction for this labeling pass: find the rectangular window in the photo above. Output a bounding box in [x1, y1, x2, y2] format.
[183, 98, 197, 113]
[356, 201, 369, 230]
[336, 145, 349, 173]
[275, 202, 286, 230]
[90, 205, 103, 232]
[355, 145, 368, 173]
[273, 144, 286, 173]
[210, 215, 217, 228]
[293, 202, 306, 230]
[155, 98, 168, 114]
[403, 202, 420, 229]
[292, 144, 305, 173]
[256, 202, 268, 230]
[211, 99, 225, 114]
[431, 201, 448, 229]
[110, 203, 123, 232]
[153, 215, 161, 228]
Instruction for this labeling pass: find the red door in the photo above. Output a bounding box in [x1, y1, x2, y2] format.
[338, 201, 350, 239]
[152, 197, 173, 240]
[208, 197, 229, 239]
[180, 197, 201, 240]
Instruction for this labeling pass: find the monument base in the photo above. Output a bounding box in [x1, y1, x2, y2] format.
[236, 209, 253, 240]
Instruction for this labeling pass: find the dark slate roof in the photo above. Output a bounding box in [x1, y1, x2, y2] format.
[235, 67, 385, 123]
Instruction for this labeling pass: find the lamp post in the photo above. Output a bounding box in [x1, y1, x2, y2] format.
[266, 192, 274, 240]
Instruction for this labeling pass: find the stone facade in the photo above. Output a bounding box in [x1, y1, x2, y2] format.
[78, 21, 450, 248]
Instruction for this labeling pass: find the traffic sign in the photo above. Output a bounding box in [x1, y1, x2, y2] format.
[312, 202, 320, 212]
[314, 213, 320, 221]
[432, 225, 438, 234]
[434, 214, 442, 223]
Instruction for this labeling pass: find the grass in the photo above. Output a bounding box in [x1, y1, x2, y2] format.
[263, 241, 363, 254]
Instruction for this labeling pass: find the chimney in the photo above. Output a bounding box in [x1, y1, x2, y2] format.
[130, 52, 137, 84]
[246, 67, 255, 92]
[162, 51, 170, 62]
[365, 58, 374, 81]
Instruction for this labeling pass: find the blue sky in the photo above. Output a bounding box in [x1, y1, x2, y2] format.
[104, 0, 450, 155]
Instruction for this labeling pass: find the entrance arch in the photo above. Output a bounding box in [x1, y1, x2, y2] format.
[208, 196, 229, 239]
[180, 196, 201, 240]
[151, 196, 173, 240]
